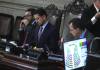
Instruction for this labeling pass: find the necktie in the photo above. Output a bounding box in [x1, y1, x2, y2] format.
[38, 26, 43, 40]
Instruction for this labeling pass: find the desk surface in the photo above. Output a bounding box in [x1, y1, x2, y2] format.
[0, 51, 38, 70]
[0, 51, 64, 70]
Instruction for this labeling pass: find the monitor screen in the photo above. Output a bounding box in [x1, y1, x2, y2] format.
[63, 38, 87, 70]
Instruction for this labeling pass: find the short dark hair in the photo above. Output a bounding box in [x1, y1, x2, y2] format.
[34, 8, 48, 17]
[68, 18, 85, 30]
[26, 8, 36, 16]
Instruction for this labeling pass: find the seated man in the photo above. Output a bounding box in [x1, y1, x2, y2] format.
[68, 18, 94, 51]
[68, 18, 94, 70]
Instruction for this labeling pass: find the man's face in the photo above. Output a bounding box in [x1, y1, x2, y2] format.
[95, 0, 100, 9]
[69, 23, 81, 37]
[34, 14, 46, 26]
[24, 11, 32, 21]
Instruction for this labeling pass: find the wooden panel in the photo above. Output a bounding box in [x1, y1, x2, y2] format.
[0, 51, 64, 70]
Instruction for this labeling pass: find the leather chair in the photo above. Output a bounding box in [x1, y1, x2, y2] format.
[84, 37, 100, 70]
[45, 5, 63, 51]
[0, 13, 14, 40]
[12, 16, 23, 41]
[45, 4, 63, 32]
[89, 37, 100, 54]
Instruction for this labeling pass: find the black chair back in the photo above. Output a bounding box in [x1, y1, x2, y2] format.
[0, 13, 14, 40]
[89, 37, 100, 54]
[85, 37, 100, 70]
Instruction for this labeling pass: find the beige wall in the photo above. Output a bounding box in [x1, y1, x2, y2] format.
[0, 0, 92, 18]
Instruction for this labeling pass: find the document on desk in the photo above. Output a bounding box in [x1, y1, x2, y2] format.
[63, 38, 87, 70]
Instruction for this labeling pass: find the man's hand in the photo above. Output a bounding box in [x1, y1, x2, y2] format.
[19, 19, 29, 30]
[33, 47, 44, 52]
[95, 12, 100, 19]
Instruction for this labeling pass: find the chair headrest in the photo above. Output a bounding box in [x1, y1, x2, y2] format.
[89, 37, 100, 54]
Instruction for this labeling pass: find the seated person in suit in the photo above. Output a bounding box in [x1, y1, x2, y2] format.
[19, 8, 38, 47]
[68, 18, 94, 70]
[33, 8, 60, 54]
[68, 18, 94, 52]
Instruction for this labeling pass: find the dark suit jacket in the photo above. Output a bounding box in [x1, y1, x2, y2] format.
[25, 22, 38, 44]
[33, 22, 59, 53]
[81, 5, 100, 37]
[19, 20, 37, 45]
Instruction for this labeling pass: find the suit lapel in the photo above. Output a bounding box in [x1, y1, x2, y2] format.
[39, 23, 50, 41]
[90, 5, 97, 15]
[35, 26, 40, 42]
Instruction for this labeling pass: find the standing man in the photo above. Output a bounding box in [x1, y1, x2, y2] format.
[19, 8, 38, 46]
[81, 1, 100, 69]
[81, 0, 100, 37]
[33, 8, 59, 54]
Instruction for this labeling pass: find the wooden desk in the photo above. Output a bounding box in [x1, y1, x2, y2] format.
[0, 51, 64, 70]
[84, 54, 100, 70]
[0, 51, 38, 70]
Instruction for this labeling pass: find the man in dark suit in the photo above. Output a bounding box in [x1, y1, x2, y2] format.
[81, 0, 100, 37]
[81, 0, 100, 70]
[68, 18, 94, 70]
[33, 8, 59, 54]
[19, 8, 38, 46]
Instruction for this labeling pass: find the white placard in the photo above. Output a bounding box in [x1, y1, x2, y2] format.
[64, 38, 87, 70]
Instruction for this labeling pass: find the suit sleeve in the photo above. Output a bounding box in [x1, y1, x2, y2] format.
[81, 9, 94, 33]
[48, 27, 60, 53]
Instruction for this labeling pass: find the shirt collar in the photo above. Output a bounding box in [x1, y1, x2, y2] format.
[32, 20, 36, 25]
[80, 29, 86, 39]
[41, 21, 48, 31]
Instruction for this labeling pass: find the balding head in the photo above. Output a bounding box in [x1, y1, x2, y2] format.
[93, 0, 100, 9]
[93, 0, 100, 3]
